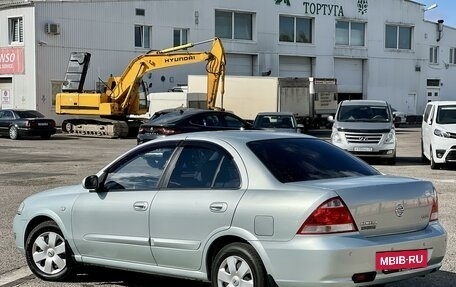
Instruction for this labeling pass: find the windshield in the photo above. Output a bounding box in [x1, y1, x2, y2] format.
[254, 115, 295, 129]
[436, 105, 456, 124]
[337, 105, 391, 122]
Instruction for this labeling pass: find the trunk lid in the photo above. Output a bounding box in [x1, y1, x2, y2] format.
[303, 175, 435, 237]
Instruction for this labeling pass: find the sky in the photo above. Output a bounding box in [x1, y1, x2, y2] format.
[421, 0, 456, 28]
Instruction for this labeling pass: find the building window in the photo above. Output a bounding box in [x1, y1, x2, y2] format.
[9, 17, 23, 44]
[215, 10, 253, 40]
[135, 25, 151, 48]
[279, 16, 312, 43]
[173, 28, 189, 47]
[51, 80, 64, 107]
[385, 25, 412, 50]
[450, 48, 456, 64]
[336, 21, 365, 46]
[135, 8, 145, 16]
[429, 46, 438, 64]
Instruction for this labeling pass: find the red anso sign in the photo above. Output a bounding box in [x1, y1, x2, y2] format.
[376, 250, 427, 270]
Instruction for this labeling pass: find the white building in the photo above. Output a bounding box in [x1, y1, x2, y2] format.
[0, 0, 455, 121]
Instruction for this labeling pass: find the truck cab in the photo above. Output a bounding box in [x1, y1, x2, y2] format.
[329, 100, 396, 165]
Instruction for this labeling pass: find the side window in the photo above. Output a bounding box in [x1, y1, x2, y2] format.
[203, 115, 220, 127]
[428, 106, 435, 124]
[0, 111, 13, 119]
[167, 144, 240, 189]
[104, 146, 175, 190]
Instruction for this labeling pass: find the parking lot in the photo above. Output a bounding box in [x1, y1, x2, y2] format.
[0, 127, 455, 287]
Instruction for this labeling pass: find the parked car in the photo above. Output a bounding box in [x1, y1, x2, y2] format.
[0, 109, 56, 140]
[329, 100, 397, 164]
[136, 108, 253, 144]
[253, 112, 304, 133]
[13, 131, 446, 286]
[421, 101, 456, 169]
[392, 107, 407, 127]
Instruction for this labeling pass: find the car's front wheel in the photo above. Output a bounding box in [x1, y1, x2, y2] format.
[211, 243, 266, 287]
[25, 221, 74, 281]
[430, 146, 440, 170]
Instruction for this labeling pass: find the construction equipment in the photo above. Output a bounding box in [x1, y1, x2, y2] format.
[56, 38, 226, 138]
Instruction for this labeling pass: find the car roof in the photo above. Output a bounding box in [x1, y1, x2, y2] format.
[144, 130, 314, 146]
[341, 100, 388, 106]
[256, 112, 295, 116]
[426, 101, 456, 106]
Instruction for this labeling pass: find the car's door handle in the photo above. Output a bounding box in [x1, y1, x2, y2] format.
[133, 201, 149, 211]
[210, 202, 227, 213]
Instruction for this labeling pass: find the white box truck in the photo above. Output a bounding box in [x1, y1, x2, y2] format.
[187, 75, 337, 127]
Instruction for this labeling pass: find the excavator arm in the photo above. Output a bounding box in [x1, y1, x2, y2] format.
[56, 38, 226, 118]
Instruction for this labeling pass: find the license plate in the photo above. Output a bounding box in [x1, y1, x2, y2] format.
[375, 249, 428, 270]
[354, 147, 373, 152]
[38, 123, 48, 126]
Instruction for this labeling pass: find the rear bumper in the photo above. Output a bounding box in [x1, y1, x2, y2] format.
[260, 222, 446, 287]
[18, 127, 56, 137]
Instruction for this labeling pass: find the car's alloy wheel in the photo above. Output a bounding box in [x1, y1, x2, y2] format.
[25, 221, 74, 281]
[211, 243, 266, 287]
[9, 126, 19, 140]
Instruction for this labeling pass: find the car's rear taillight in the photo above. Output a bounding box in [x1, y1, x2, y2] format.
[138, 126, 150, 134]
[50, 121, 56, 128]
[27, 121, 37, 128]
[430, 192, 439, 222]
[297, 197, 358, 234]
[156, 127, 179, 135]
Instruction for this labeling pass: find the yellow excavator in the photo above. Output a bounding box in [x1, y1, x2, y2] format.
[56, 38, 226, 138]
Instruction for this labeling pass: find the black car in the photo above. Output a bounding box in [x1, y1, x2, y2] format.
[0, 109, 56, 140]
[137, 108, 253, 144]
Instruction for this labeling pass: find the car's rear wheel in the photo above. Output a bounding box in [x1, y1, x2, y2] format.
[211, 243, 266, 287]
[25, 221, 74, 281]
[9, 126, 19, 140]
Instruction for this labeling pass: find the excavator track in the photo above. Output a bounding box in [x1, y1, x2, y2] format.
[61, 119, 129, 138]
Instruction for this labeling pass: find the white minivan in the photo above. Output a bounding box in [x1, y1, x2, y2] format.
[421, 101, 456, 169]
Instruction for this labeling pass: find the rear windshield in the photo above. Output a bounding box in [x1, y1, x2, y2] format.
[254, 115, 295, 129]
[16, 110, 44, 118]
[147, 110, 189, 124]
[248, 138, 379, 183]
[337, 105, 391, 122]
[436, 105, 456, 124]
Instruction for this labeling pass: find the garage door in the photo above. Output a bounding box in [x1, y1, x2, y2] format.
[226, 54, 253, 76]
[279, 56, 312, 77]
[334, 58, 363, 93]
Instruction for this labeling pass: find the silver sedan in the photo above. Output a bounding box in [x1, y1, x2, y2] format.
[13, 131, 446, 286]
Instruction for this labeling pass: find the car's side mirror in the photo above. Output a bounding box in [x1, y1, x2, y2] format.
[327, 116, 335, 123]
[82, 175, 100, 191]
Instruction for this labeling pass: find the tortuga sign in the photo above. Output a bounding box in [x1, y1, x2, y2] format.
[275, 0, 369, 16]
[0, 47, 25, 74]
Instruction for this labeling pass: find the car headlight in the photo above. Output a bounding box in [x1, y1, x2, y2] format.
[434, 128, 451, 138]
[385, 130, 396, 144]
[331, 131, 342, 143]
[17, 202, 25, 215]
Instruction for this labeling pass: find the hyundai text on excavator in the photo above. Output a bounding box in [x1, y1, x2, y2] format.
[55, 38, 226, 138]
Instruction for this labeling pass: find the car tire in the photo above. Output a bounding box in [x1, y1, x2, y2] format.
[211, 243, 266, 287]
[9, 126, 19, 140]
[25, 221, 74, 281]
[430, 147, 440, 170]
[387, 155, 396, 165]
